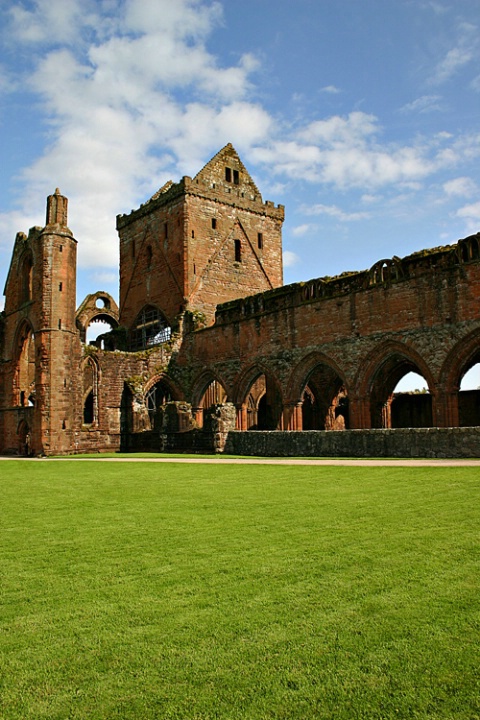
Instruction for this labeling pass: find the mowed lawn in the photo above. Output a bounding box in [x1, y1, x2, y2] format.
[1, 461, 479, 720]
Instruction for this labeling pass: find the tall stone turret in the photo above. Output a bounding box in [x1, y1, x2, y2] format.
[34, 189, 78, 454]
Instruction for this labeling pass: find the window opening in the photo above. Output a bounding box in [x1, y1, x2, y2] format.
[212, 218, 217, 230]
[22, 255, 33, 302]
[146, 381, 173, 429]
[234, 239, 242, 263]
[146, 245, 153, 268]
[59, 282, 63, 291]
[258, 233, 263, 250]
[83, 391, 94, 424]
[225, 167, 232, 182]
[83, 358, 98, 426]
[130, 306, 172, 351]
[233, 169, 239, 185]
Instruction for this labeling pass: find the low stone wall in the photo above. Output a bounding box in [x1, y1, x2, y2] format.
[223, 427, 480, 458]
[125, 429, 215, 453]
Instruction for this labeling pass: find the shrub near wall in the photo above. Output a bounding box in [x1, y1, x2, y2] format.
[224, 428, 480, 458]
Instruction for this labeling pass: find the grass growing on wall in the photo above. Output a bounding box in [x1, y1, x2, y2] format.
[1, 461, 479, 719]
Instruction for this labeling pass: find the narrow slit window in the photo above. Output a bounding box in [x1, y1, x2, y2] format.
[212, 218, 217, 230]
[257, 233, 263, 250]
[233, 169, 239, 185]
[164, 223, 168, 238]
[59, 282, 63, 291]
[58, 319, 62, 329]
[234, 239, 242, 263]
[191, 229, 195, 238]
[225, 167, 232, 182]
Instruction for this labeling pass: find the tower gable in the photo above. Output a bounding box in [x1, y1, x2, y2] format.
[193, 144, 261, 201]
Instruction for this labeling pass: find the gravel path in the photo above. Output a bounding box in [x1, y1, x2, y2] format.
[2, 456, 480, 467]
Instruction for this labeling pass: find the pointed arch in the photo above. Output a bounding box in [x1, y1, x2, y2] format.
[129, 305, 171, 350]
[143, 373, 184, 430]
[440, 329, 480, 427]
[17, 419, 31, 457]
[356, 341, 436, 429]
[286, 352, 350, 431]
[233, 362, 284, 430]
[191, 370, 228, 428]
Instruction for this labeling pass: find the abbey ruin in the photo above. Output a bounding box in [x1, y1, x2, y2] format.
[1, 144, 480, 456]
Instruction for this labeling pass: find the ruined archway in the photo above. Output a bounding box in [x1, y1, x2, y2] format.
[361, 345, 434, 428]
[285, 353, 349, 431]
[191, 372, 228, 428]
[17, 419, 31, 457]
[76, 292, 119, 345]
[144, 375, 182, 430]
[234, 365, 283, 430]
[441, 332, 480, 427]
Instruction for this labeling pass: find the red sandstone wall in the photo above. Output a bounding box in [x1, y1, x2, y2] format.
[118, 190, 187, 330]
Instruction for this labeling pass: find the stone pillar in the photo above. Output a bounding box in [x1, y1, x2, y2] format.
[236, 403, 247, 430]
[204, 403, 237, 452]
[434, 386, 459, 427]
[348, 394, 370, 429]
[193, 407, 203, 428]
[283, 402, 303, 430]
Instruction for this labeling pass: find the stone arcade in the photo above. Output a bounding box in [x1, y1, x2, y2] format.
[1, 144, 480, 456]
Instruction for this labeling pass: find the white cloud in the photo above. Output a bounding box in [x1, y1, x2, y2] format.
[252, 112, 480, 191]
[456, 202, 480, 221]
[283, 250, 300, 267]
[400, 95, 443, 114]
[92, 272, 118, 286]
[8, 0, 98, 45]
[321, 85, 341, 94]
[430, 22, 478, 85]
[299, 111, 378, 145]
[433, 47, 474, 84]
[1, 0, 269, 269]
[455, 201, 480, 235]
[361, 193, 381, 204]
[302, 204, 370, 222]
[292, 224, 316, 237]
[443, 177, 477, 197]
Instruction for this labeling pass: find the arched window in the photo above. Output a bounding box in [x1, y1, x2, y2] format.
[145, 380, 173, 429]
[130, 306, 171, 351]
[82, 358, 98, 425]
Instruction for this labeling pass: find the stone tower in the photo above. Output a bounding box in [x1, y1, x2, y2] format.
[116, 144, 285, 346]
[1, 189, 78, 454]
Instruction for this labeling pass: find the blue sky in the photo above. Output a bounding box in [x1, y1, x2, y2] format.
[1, 0, 479, 315]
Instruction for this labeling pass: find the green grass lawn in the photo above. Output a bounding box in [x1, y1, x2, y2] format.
[1, 461, 479, 719]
